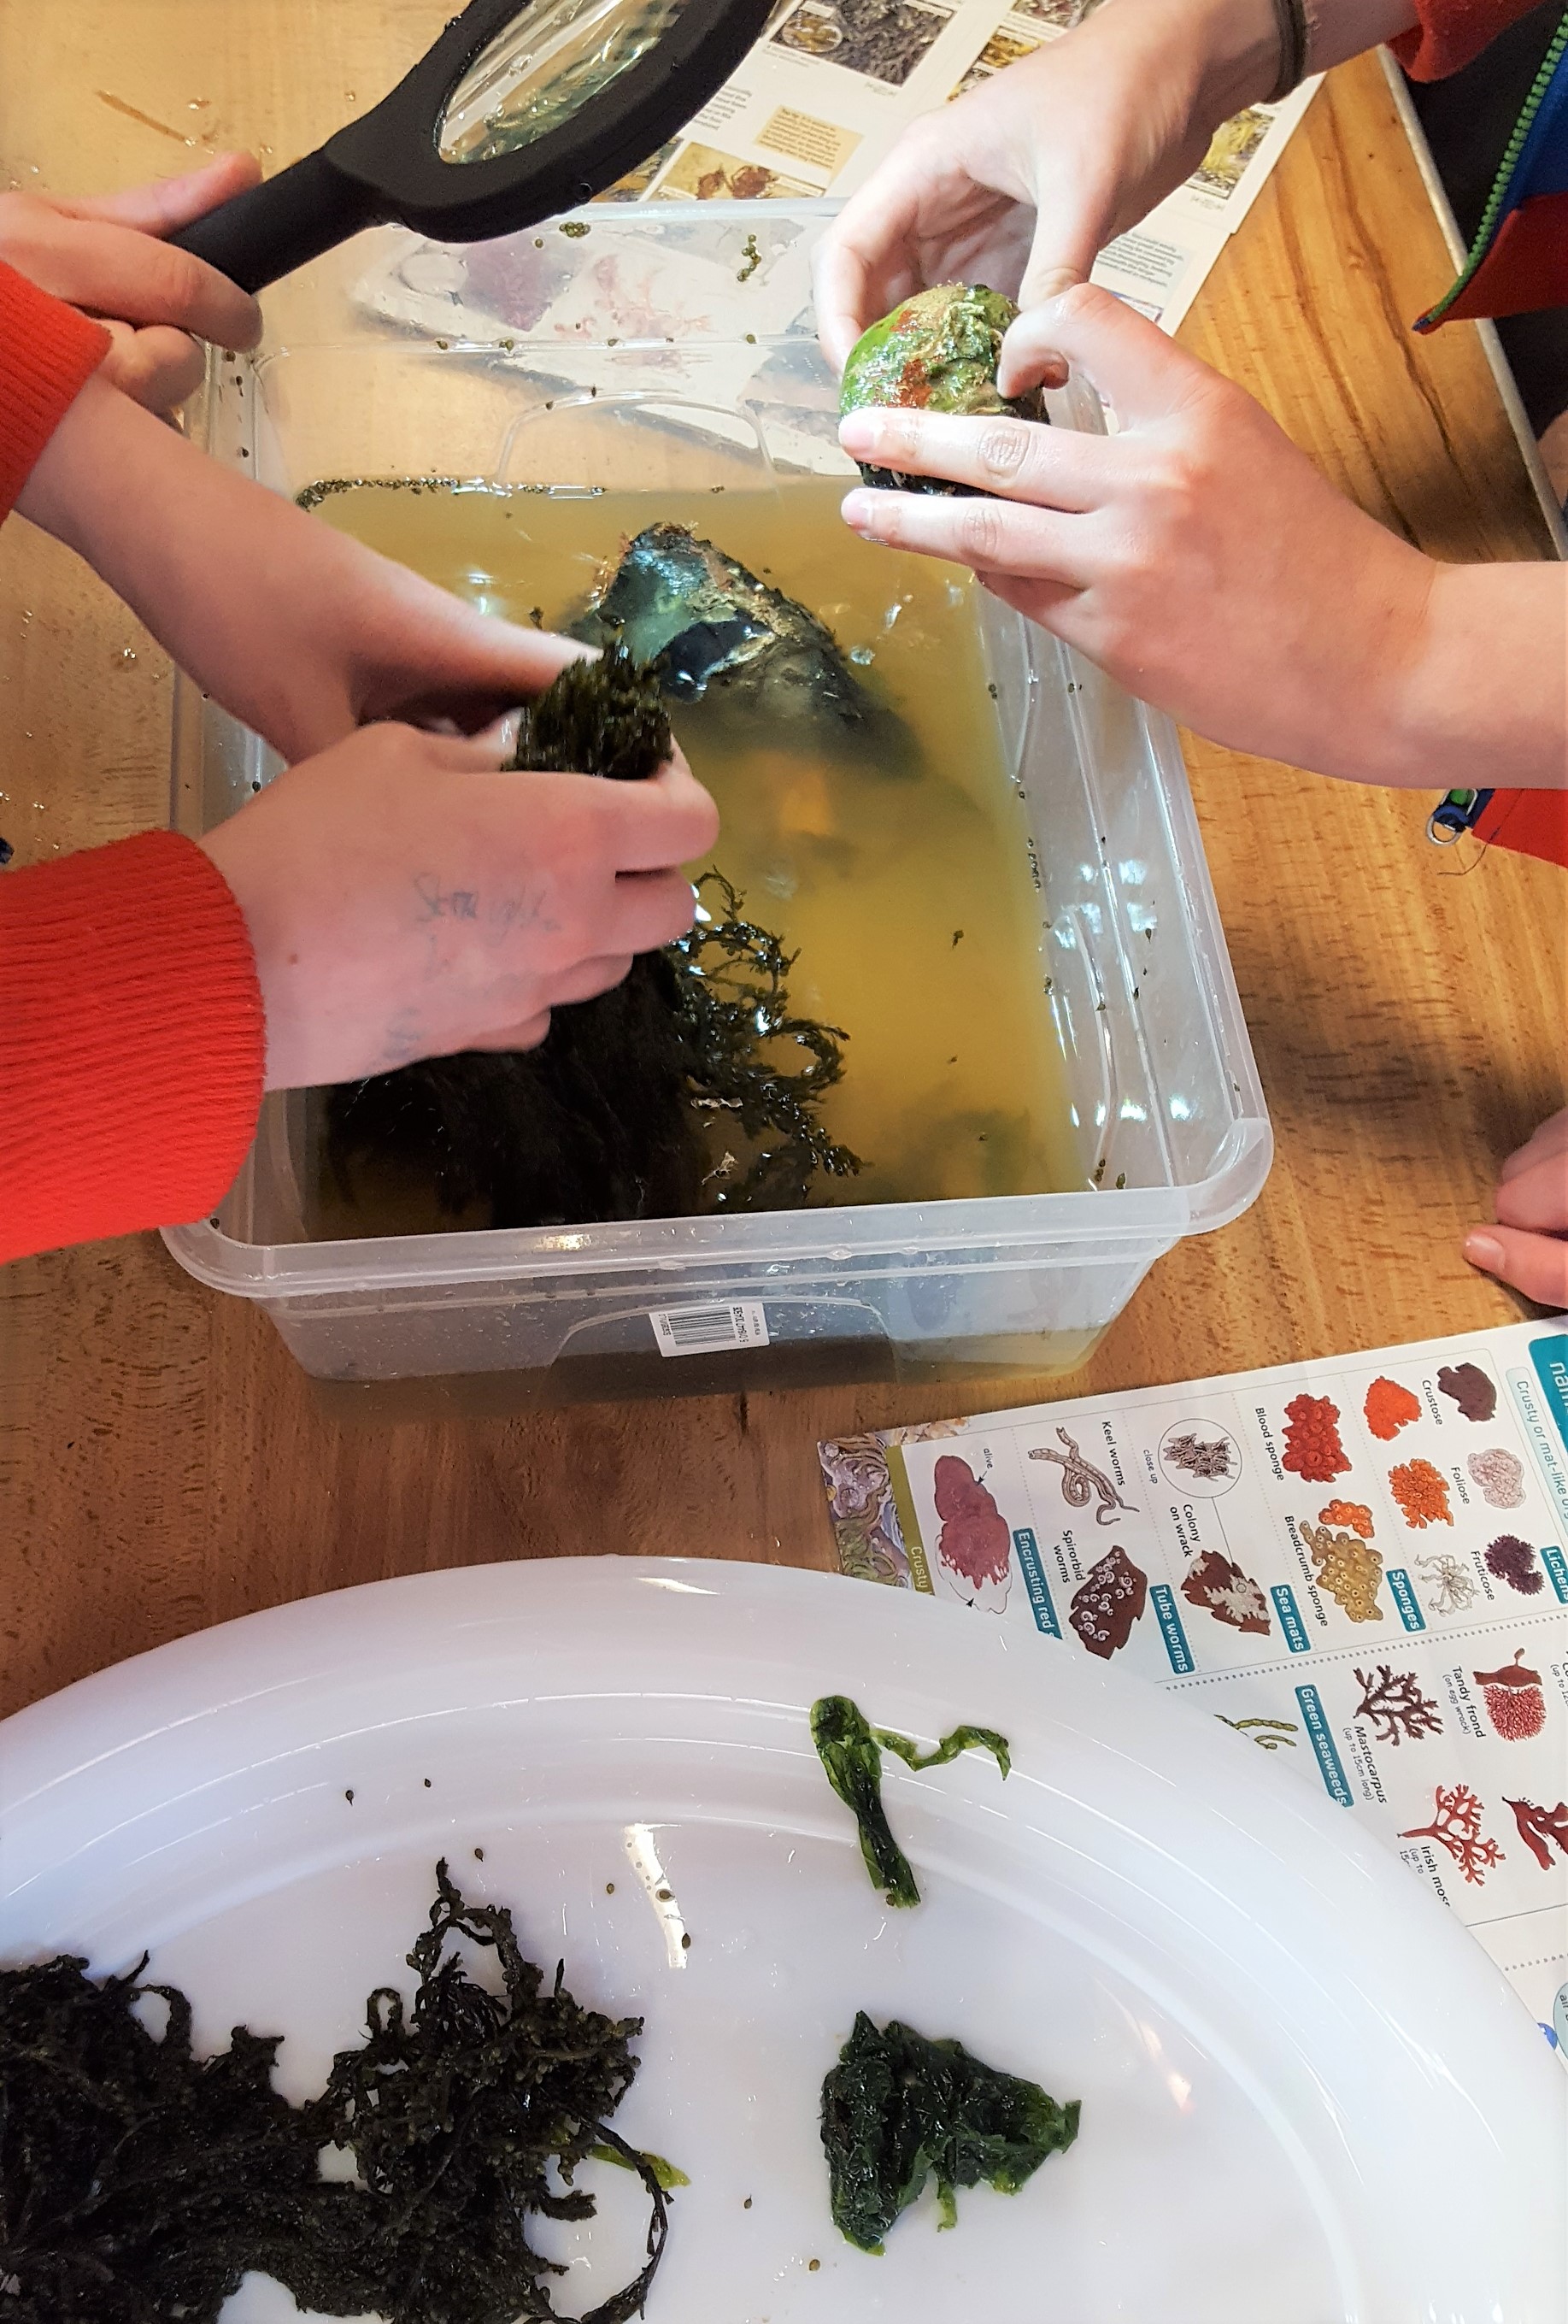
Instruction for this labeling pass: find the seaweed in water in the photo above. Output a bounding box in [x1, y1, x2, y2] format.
[820, 2012, 1079, 2253]
[0, 1863, 670, 2324]
[810, 1694, 1009, 1909]
[323, 648, 861, 1230]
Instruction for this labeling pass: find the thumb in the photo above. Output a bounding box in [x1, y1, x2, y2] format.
[58, 152, 262, 237]
[998, 282, 1197, 420]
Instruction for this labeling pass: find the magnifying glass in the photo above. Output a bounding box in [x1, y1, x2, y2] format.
[169, 0, 778, 295]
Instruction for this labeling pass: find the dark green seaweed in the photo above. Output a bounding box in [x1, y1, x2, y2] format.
[0, 1863, 671, 2324]
[809, 1696, 1010, 1909]
[820, 2012, 1080, 2254]
[323, 650, 861, 1231]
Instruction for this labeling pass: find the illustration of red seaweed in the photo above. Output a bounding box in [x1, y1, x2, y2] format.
[1415, 1550, 1477, 1615]
[1282, 1393, 1350, 1482]
[1318, 1499, 1374, 1539]
[1436, 1361, 1497, 1422]
[1068, 1545, 1147, 1658]
[1388, 1457, 1453, 1529]
[932, 1456, 1012, 1596]
[1503, 1798, 1568, 1870]
[1399, 1784, 1506, 1885]
[1299, 1521, 1384, 1622]
[1028, 1428, 1136, 1524]
[1164, 1432, 1235, 1481]
[1472, 1650, 1547, 1741]
[1467, 1446, 1525, 1509]
[1364, 1376, 1420, 1442]
[1483, 1534, 1544, 1596]
[1351, 1665, 1443, 1746]
[1180, 1550, 1271, 1633]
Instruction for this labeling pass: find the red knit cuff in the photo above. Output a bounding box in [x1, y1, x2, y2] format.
[0, 830, 265, 1263]
[1390, 0, 1548, 81]
[0, 259, 112, 521]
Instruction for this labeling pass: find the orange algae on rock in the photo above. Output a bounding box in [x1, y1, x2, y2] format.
[1364, 1377, 1420, 1441]
[1389, 1458, 1453, 1528]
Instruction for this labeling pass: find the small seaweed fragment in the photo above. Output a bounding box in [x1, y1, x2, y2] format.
[810, 1695, 1009, 1909]
[839, 283, 1046, 495]
[820, 2013, 1079, 2253]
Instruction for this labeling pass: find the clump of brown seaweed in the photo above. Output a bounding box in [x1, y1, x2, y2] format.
[323, 649, 861, 1230]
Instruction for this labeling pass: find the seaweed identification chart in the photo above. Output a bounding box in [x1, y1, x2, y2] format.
[819, 1321, 1568, 2050]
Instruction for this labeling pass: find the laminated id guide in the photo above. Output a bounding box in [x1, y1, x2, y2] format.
[819, 1319, 1568, 2050]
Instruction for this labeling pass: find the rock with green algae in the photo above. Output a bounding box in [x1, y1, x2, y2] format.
[839, 282, 1046, 495]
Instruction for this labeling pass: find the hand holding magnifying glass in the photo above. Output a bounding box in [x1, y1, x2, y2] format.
[169, 0, 776, 294]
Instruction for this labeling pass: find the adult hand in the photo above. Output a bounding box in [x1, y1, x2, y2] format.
[1466, 1109, 1568, 1309]
[814, 0, 1281, 372]
[18, 373, 584, 761]
[201, 721, 720, 1091]
[837, 285, 1442, 780]
[0, 156, 262, 409]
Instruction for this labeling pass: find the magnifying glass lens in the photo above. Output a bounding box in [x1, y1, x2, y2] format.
[439, 0, 690, 162]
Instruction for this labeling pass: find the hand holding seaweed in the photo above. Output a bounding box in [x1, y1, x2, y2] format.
[811, 1694, 1009, 1909]
[326, 650, 861, 1229]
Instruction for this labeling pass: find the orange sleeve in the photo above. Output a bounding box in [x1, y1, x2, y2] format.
[0, 259, 112, 520]
[1389, 0, 1549, 80]
[0, 831, 265, 1262]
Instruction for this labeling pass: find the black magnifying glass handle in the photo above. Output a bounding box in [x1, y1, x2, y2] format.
[163, 0, 778, 297]
[170, 152, 385, 297]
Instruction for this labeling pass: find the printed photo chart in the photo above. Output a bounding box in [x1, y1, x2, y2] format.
[358, 2, 1318, 360]
[818, 1321, 1568, 2054]
[665, 0, 1318, 332]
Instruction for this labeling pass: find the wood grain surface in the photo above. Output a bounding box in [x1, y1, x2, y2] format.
[1, 14, 1562, 1718]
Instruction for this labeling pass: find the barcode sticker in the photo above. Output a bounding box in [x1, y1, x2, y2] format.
[649, 1302, 770, 1357]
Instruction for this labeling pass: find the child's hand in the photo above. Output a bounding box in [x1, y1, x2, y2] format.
[200, 721, 720, 1091]
[813, 0, 1280, 371]
[1466, 1110, 1568, 1309]
[0, 156, 262, 410]
[837, 286, 1439, 782]
[19, 373, 582, 758]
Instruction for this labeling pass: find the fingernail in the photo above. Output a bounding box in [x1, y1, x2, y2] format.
[837, 411, 875, 452]
[841, 490, 878, 535]
[1465, 1231, 1504, 1273]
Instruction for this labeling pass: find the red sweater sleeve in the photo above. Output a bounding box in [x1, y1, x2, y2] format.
[0, 833, 265, 1263]
[0, 259, 111, 519]
[1390, 0, 1548, 80]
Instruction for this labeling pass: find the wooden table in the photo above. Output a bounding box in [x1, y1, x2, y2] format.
[1, 9, 1562, 1721]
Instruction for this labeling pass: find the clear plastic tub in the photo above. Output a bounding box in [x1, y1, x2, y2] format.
[164, 203, 1270, 1396]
